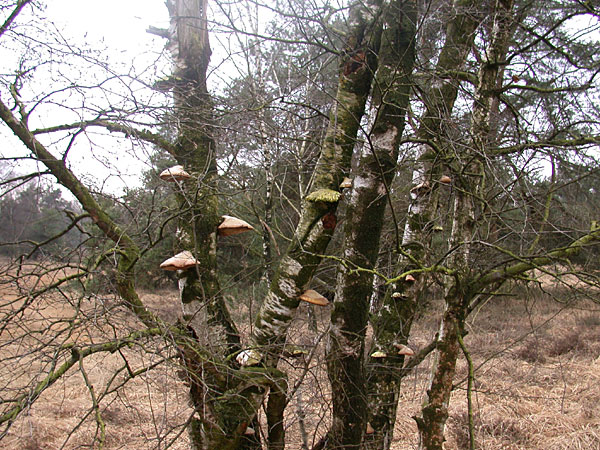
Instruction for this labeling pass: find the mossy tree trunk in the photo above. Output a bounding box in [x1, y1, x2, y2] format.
[415, 2, 515, 449]
[167, 0, 240, 355]
[365, 1, 482, 448]
[251, 0, 384, 360]
[164, 1, 262, 448]
[324, 1, 417, 448]
[248, 3, 385, 445]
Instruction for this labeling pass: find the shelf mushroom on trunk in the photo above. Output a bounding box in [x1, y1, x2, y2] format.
[217, 215, 254, 236]
[160, 251, 198, 271]
[394, 343, 415, 356]
[299, 289, 329, 306]
[159, 165, 191, 182]
[339, 177, 353, 189]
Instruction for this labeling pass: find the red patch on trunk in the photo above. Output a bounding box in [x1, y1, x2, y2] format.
[343, 51, 366, 76]
[322, 213, 337, 230]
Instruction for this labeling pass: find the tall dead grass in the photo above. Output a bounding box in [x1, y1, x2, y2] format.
[2, 263, 600, 449]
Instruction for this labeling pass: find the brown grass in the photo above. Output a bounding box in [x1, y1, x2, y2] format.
[2, 259, 600, 449]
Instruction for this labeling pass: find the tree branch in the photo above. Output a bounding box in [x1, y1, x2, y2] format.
[474, 221, 600, 290]
[0, 0, 33, 39]
[491, 135, 600, 156]
[31, 120, 178, 156]
[0, 97, 159, 327]
[0, 328, 164, 429]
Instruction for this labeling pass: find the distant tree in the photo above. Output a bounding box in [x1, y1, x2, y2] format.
[0, 181, 82, 258]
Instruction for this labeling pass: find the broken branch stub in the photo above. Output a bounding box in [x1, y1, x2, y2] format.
[236, 349, 262, 366]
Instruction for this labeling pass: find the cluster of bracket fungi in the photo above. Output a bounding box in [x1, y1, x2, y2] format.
[156, 165, 337, 369]
[156, 167, 419, 436]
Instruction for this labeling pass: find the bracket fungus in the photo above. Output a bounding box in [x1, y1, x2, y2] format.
[439, 175, 452, 184]
[299, 289, 329, 306]
[217, 215, 254, 236]
[339, 177, 353, 189]
[410, 181, 430, 195]
[160, 251, 198, 271]
[159, 165, 191, 182]
[394, 343, 415, 356]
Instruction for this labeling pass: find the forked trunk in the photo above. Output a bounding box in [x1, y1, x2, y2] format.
[415, 1, 515, 448]
[365, 0, 482, 447]
[326, 0, 417, 447]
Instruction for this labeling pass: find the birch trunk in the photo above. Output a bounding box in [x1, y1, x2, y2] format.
[365, 1, 482, 448]
[252, 0, 384, 359]
[325, 1, 417, 448]
[233, 2, 386, 446]
[415, 2, 515, 448]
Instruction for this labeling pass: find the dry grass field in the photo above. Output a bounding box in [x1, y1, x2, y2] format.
[2, 259, 600, 449]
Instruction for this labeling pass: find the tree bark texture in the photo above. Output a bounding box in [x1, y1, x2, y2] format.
[415, 2, 515, 449]
[366, 1, 482, 448]
[248, 4, 384, 444]
[252, 0, 385, 359]
[165, 1, 259, 448]
[325, 1, 417, 448]
[167, 0, 241, 357]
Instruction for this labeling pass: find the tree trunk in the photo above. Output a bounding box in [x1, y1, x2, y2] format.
[415, 2, 515, 448]
[249, 4, 384, 444]
[166, 1, 256, 448]
[252, 0, 384, 360]
[325, 1, 417, 448]
[365, 1, 482, 448]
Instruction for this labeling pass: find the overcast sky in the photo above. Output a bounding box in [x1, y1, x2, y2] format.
[16, 1, 173, 194]
[45, 0, 170, 53]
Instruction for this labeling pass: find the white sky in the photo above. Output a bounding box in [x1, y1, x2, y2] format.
[3, 1, 599, 196]
[3, 0, 256, 197]
[45, 0, 170, 54]
[8, 1, 173, 195]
